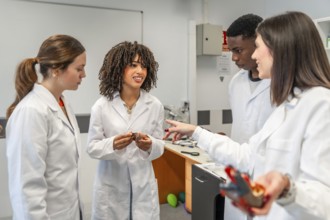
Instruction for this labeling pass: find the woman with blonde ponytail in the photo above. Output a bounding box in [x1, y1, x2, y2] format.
[6, 34, 86, 220]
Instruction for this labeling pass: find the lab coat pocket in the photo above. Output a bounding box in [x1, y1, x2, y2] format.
[135, 178, 159, 218]
[265, 139, 297, 172]
[93, 185, 129, 219]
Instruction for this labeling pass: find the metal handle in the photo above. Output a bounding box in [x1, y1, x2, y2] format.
[194, 176, 207, 183]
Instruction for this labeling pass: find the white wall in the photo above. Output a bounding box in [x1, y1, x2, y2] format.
[264, 0, 330, 19]
[0, 0, 143, 116]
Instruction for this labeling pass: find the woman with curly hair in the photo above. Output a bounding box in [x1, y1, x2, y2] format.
[87, 41, 165, 220]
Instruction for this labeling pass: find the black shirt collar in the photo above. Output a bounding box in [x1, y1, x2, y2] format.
[249, 70, 261, 82]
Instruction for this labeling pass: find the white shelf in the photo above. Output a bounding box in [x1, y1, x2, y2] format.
[315, 17, 330, 61]
[314, 16, 330, 23]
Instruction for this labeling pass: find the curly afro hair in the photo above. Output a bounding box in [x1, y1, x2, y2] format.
[226, 14, 263, 39]
[99, 41, 159, 100]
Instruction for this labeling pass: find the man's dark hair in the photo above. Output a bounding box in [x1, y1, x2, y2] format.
[226, 14, 263, 39]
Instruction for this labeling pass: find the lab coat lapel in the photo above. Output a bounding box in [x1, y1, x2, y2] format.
[58, 112, 75, 133]
[257, 104, 285, 144]
[112, 94, 128, 122]
[53, 103, 75, 134]
[255, 93, 299, 146]
[248, 103, 285, 174]
[248, 79, 271, 102]
[128, 91, 149, 129]
[33, 84, 75, 134]
[61, 96, 78, 135]
[61, 96, 81, 158]
[33, 84, 80, 163]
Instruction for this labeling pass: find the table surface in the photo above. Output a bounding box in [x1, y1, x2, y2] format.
[164, 141, 214, 164]
[164, 141, 228, 181]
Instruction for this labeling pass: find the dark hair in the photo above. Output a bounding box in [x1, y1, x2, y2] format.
[227, 14, 263, 39]
[99, 41, 159, 100]
[257, 11, 330, 106]
[6, 34, 85, 118]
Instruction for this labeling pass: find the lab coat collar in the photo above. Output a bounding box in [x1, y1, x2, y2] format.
[285, 87, 302, 107]
[249, 78, 271, 101]
[112, 89, 152, 101]
[128, 90, 153, 129]
[238, 70, 271, 102]
[112, 90, 152, 127]
[33, 83, 59, 111]
[253, 87, 303, 152]
[32, 84, 75, 133]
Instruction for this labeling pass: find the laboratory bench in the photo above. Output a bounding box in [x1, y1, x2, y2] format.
[152, 141, 226, 216]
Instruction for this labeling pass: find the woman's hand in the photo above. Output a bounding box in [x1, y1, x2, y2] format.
[232, 171, 290, 217]
[163, 119, 197, 141]
[133, 132, 152, 152]
[251, 171, 290, 215]
[113, 132, 134, 150]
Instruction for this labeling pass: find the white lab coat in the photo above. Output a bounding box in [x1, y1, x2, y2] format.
[6, 84, 83, 220]
[228, 69, 274, 144]
[193, 86, 330, 220]
[87, 90, 165, 220]
[227, 69, 274, 220]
